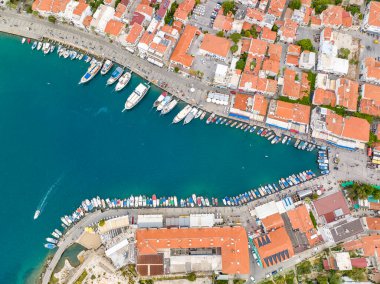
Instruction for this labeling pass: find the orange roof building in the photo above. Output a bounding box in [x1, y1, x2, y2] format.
[245, 8, 265, 25]
[363, 217, 380, 231]
[268, 0, 286, 18]
[253, 227, 295, 268]
[32, 0, 70, 15]
[287, 205, 320, 246]
[362, 57, 380, 85]
[199, 34, 231, 61]
[104, 19, 125, 37]
[335, 78, 359, 112]
[239, 73, 278, 95]
[282, 69, 310, 100]
[261, 27, 277, 43]
[174, 0, 195, 23]
[321, 6, 353, 29]
[248, 38, 268, 57]
[136, 227, 250, 275]
[363, 1, 380, 34]
[134, 4, 154, 21]
[312, 88, 337, 107]
[124, 22, 144, 50]
[344, 235, 380, 257]
[360, 83, 380, 117]
[279, 19, 298, 43]
[261, 213, 284, 231]
[311, 107, 370, 149]
[170, 25, 200, 69]
[213, 13, 234, 32]
[229, 93, 269, 122]
[114, 3, 127, 19]
[266, 100, 311, 133]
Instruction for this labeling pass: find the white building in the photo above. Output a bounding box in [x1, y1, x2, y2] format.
[299, 51, 316, 70]
[214, 64, 229, 86]
[90, 4, 115, 33]
[362, 1, 380, 34]
[137, 214, 163, 228]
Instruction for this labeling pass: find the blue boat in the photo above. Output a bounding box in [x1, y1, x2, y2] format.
[106, 66, 124, 85]
[44, 243, 56, 249]
[321, 170, 330, 175]
[250, 126, 256, 133]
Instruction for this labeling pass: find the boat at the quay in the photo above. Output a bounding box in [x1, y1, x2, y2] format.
[79, 61, 101, 84]
[123, 82, 150, 110]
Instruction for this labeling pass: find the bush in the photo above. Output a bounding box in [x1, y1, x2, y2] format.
[164, 2, 179, 24]
[338, 48, 350, 59]
[296, 260, 312, 275]
[25, 4, 33, 13]
[312, 0, 330, 14]
[309, 211, 317, 228]
[98, 219, 105, 226]
[230, 32, 242, 44]
[271, 24, 279, 32]
[48, 16, 56, 23]
[289, 0, 301, 9]
[230, 44, 238, 53]
[296, 39, 315, 52]
[317, 276, 328, 284]
[174, 67, 179, 73]
[216, 31, 224, 37]
[222, 0, 235, 15]
[285, 271, 295, 284]
[186, 272, 196, 281]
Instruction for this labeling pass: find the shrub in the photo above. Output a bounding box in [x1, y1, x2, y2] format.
[230, 44, 238, 53]
[289, 0, 301, 9]
[48, 16, 56, 23]
[296, 39, 314, 52]
[222, 0, 235, 15]
[186, 272, 196, 281]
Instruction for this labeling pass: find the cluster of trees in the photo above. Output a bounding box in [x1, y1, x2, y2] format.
[164, 2, 179, 25]
[346, 182, 380, 200]
[235, 52, 248, 71]
[229, 33, 241, 53]
[288, 0, 301, 10]
[241, 25, 258, 38]
[338, 48, 351, 59]
[89, 0, 104, 13]
[222, 0, 235, 15]
[311, 0, 331, 14]
[296, 39, 315, 52]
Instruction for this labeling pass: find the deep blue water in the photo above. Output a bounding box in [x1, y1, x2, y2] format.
[0, 33, 317, 283]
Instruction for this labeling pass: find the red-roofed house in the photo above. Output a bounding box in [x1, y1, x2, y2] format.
[199, 34, 231, 61]
[312, 191, 350, 224]
[361, 57, 380, 85]
[174, 0, 195, 24]
[239, 73, 278, 95]
[261, 27, 277, 43]
[104, 19, 125, 37]
[279, 19, 298, 43]
[286, 44, 301, 67]
[360, 83, 380, 117]
[311, 107, 370, 150]
[32, 0, 70, 17]
[229, 93, 269, 122]
[123, 22, 144, 53]
[134, 4, 154, 23]
[282, 70, 310, 100]
[266, 100, 311, 133]
[213, 12, 234, 32]
[362, 1, 380, 34]
[268, 0, 286, 18]
[321, 6, 353, 29]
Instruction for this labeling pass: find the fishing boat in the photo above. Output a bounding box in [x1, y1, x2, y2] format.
[250, 126, 256, 133]
[37, 42, 42, 50]
[123, 82, 150, 110]
[54, 229, 62, 236]
[50, 45, 55, 53]
[27, 38, 31, 44]
[282, 136, 288, 144]
[106, 66, 124, 85]
[43, 42, 50, 54]
[115, 71, 132, 91]
[287, 137, 292, 145]
[101, 59, 113, 75]
[63, 50, 70, 59]
[33, 210, 40, 220]
[157, 95, 172, 111]
[153, 92, 167, 108]
[236, 122, 242, 128]
[21, 38, 26, 44]
[206, 113, 215, 124]
[183, 107, 198, 125]
[173, 105, 192, 123]
[44, 243, 56, 249]
[46, 237, 58, 244]
[231, 121, 237, 127]
[161, 99, 178, 115]
[79, 61, 101, 84]
[70, 50, 77, 60]
[31, 41, 37, 50]
[200, 112, 206, 120]
[52, 231, 60, 239]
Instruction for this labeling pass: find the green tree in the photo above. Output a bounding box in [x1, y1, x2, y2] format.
[216, 31, 225, 37]
[25, 4, 33, 13]
[98, 219, 105, 226]
[289, 0, 301, 9]
[296, 260, 312, 275]
[297, 39, 314, 51]
[272, 24, 279, 32]
[230, 32, 242, 43]
[48, 16, 56, 23]
[244, 30, 251, 37]
[222, 0, 235, 15]
[338, 48, 350, 59]
[250, 25, 258, 38]
[343, 268, 366, 281]
[317, 276, 328, 284]
[235, 59, 246, 70]
[312, 0, 330, 14]
[174, 66, 179, 73]
[328, 271, 342, 284]
[230, 44, 238, 53]
[186, 272, 197, 281]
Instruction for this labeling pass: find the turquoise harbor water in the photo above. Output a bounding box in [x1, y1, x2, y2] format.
[0, 33, 318, 283]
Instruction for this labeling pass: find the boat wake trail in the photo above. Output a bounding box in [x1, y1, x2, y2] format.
[34, 173, 65, 218]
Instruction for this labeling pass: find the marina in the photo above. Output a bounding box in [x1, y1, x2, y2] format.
[0, 34, 320, 283]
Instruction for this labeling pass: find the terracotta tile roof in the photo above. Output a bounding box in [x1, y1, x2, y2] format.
[241, 38, 252, 53]
[139, 30, 155, 46]
[268, 0, 286, 18]
[335, 78, 359, 112]
[172, 20, 183, 32]
[312, 88, 336, 106]
[283, 69, 303, 99]
[288, 44, 301, 55]
[267, 43, 282, 61]
[233, 93, 250, 110]
[104, 19, 125, 36]
[136, 227, 250, 274]
[287, 205, 319, 246]
[244, 55, 262, 74]
[242, 21, 253, 31]
[248, 38, 268, 56]
[253, 94, 269, 115]
[73, 1, 89, 16]
[239, 73, 278, 94]
[268, 100, 310, 124]
[286, 54, 299, 66]
[261, 27, 277, 42]
[114, 3, 127, 18]
[135, 4, 154, 18]
[174, 0, 195, 20]
[364, 57, 380, 82]
[213, 14, 234, 31]
[323, 109, 369, 142]
[311, 15, 322, 26]
[360, 83, 380, 117]
[33, 0, 70, 13]
[125, 23, 144, 44]
[366, 2, 380, 29]
[51, 0, 70, 13]
[365, 217, 380, 230]
[321, 5, 352, 28]
[262, 58, 280, 75]
[246, 8, 265, 22]
[253, 227, 295, 268]
[170, 25, 199, 68]
[279, 19, 298, 40]
[301, 0, 311, 7]
[200, 34, 231, 58]
[132, 12, 145, 25]
[261, 213, 284, 231]
[83, 15, 93, 27]
[344, 235, 380, 257]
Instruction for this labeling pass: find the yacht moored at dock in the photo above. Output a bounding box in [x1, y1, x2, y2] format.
[183, 107, 198, 125]
[161, 99, 178, 115]
[173, 105, 192, 123]
[101, 59, 113, 75]
[115, 71, 132, 91]
[79, 61, 101, 84]
[122, 82, 150, 111]
[153, 92, 167, 108]
[106, 66, 123, 85]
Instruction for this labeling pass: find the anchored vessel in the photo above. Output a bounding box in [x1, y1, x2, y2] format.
[101, 59, 113, 75]
[106, 66, 124, 85]
[173, 105, 192, 123]
[79, 61, 102, 84]
[123, 83, 150, 111]
[115, 71, 132, 91]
